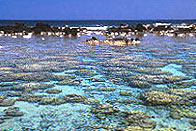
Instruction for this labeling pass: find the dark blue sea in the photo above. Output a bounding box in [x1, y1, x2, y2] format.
[0, 20, 196, 26]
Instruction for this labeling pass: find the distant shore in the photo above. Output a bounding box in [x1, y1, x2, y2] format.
[0, 22, 196, 46]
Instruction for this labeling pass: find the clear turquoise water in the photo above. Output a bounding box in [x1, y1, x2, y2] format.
[0, 34, 196, 130]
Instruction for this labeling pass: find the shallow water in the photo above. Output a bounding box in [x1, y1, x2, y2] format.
[0, 34, 196, 130]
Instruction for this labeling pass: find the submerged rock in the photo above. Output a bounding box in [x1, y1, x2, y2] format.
[64, 94, 86, 102]
[128, 80, 151, 88]
[84, 98, 100, 105]
[167, 80, 196, 89]
[57, 79, 82, 86]
[169, 106, 196, 119]
[126, 74, 191, 85]
[39, 97, 66, 105]
[87, 78, 105, 82]
[0, 97, 16, 107]
[17, 63, 64, 72]
[130, 67, 172, 75]
[119, 91, 132, 96]
[52, 74, 76, 81]
[168, 89, 196, 105]
[0, 72, 54, 82]
[189, 120, 196, 126]
[46, 88, 62, 94]
[139, 91, 184, 105]
[7, 91, 22, 97]
[122, 110, 156, 129]
[97, 87, 116, 91]
[4, 107, 24, 117]
[12, 83, 54, 91]
[83, 86, 116, 91]
[0, 82, 19, 87]
[74, 69, 97, 77]
[0, 107, 24, 124]
[17, 94, 46, 103]
[91, 103, 119, 115]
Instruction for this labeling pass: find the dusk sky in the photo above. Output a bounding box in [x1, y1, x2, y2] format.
[0, 0, 195, 20]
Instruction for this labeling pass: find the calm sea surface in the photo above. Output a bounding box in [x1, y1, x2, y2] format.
[0, 20, 196, 26]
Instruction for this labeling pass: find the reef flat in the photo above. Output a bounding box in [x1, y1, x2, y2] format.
[0, 22, 196, 130]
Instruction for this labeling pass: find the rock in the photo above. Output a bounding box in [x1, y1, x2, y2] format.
[135, 24, 147, 32]
[126, 74, 191, 85]
[74, 70, 97, 77]
[57, 79, 81, 86]
[97, 87, 116, 91]
[0, 99, 16, 107]
[167, 80, 196, 89]
[0, 119, 4, 124]
[130, 67, 171, 75]
[92, 37, 98, 40]
[155, 128, 176, 131]
[189, 120, 196, 126]
[12, 83, 54, 91]
[0, 96, 5, 101]
[17, 63, 64, 72]
[0, 115, 12, 120]
[32, 23, 52, 35]
[190, 126, 196, 130]
[0, 72, 54, 82]
[91, 103, 119, 115]
[168, 89, 196, 102]
[7, 92, 22, 97]
[52, 74, 76, 81]
[4, 107, 24, 117]
[46, 88, 62, 94]
[17, 94, 46, 103]
[39, 97, 66, 105]
[0, 82, 19, 87]
[139, 91, 183, 105]
[162, 75, 191, 83]
[64, 94, 86, 102]
[119, 99, 137, 104]
[87, 78, 105, 82]
[169, 112, 181, 119]
[123, 126, 146, 131]
[83, 87, 116, 91]
[124, 110, 156, 129]
[129, 80, 151, 88]
[119, 91, 132, 96]
[84, 98, 100, 105]
[169, 106, 196, 119]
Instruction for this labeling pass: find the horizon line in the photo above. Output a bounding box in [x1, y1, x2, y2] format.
[0, 19, 196, 21]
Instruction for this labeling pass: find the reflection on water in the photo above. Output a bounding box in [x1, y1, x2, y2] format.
[0, 34, 196, 130]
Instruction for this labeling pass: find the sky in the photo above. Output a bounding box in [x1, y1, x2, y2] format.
[0, 0, 195, 20]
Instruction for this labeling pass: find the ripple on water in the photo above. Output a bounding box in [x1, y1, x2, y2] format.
[0, 34, 196, 130]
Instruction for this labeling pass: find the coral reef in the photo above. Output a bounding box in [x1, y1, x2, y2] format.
[46, 88, 62, 94]
[139, 91, 184, 105]
[84, 98, 100, 105]
[57, 79, 82, 86]
[0, 96, 16, 107]
[91, 103, 119, 116]
[119, 91, 132, 96]
[0, 107, 24, 124]
[74, 69, 97, 77]
[122, 110, 156, 129]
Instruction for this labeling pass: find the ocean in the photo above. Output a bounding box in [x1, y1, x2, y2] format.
[0, 19, 196, 27]
[0, 20, 196, 130]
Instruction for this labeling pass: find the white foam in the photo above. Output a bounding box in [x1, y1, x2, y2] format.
[71, 26, 108, 31]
